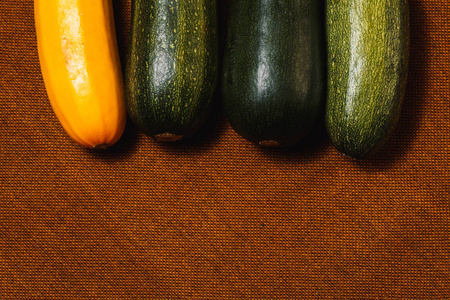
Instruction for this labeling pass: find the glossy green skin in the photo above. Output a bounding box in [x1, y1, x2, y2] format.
[222, 0, 325, 147]
[125, 0, 218, 139]
[326, 0, 410, 158]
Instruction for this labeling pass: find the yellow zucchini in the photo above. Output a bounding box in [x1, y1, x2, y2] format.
[34, 0, 126, 149]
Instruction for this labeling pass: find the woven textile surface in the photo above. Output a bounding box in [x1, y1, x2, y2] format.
[1, 0, 449, 298]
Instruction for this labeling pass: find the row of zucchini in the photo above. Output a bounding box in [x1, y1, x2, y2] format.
[35, 0, 409, 158]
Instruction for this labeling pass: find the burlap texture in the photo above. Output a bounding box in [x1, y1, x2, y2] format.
[1, 0, 449, 298]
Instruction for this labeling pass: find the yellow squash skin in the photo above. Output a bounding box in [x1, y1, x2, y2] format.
[34, 0, 126, 149]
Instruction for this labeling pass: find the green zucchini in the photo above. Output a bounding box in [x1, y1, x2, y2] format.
[125, 0, 218, 141]
[325, 0, 410, 158]
[222, 0, 325, 147]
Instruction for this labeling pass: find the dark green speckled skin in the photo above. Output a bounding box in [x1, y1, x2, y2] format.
[325, 0, 410, 158]
[125, 0, 218, 139]
[222, 0, 325, 147]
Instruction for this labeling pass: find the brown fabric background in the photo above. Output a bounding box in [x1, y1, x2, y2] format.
[1, 0, 449, 298]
